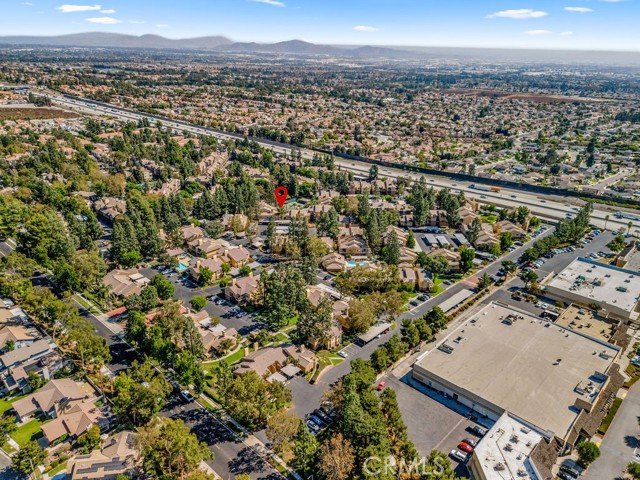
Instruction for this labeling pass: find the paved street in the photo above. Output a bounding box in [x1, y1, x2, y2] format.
[0, 450, 20, 480]
[584, 383, 640, 480]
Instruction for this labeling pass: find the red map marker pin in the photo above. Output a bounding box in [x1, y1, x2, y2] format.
[274, 186, 288, 208]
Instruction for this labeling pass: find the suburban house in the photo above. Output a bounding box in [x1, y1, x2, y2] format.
[41, 401, 107, 446]
[93, 197, 126, 222]
[102, 269, 150, 298]
[416, 269, 434, 292]
[187, 237, 224, 258]
[12, 378, 91, 422]
[494, 220, 527, 239]
[400, 267, 417, 287]
[67, 430, 138, 479]
[338, 235, 368, 258]
[383, 225, 408, 245]
[225, 275, 260, 305]
[234, 345, 318, 378]
[429, 248, 461, 272]
[180, 225, 206, 244]
[234, 346, 286, 377]
[398, 247, 418, 268]
[321, 252, 346, 273]
[189, 258, 223, 282]
[226, 247, 252, 268]
[309, 323, 343, 351]
[0, 325, 36, 350]
[200, 324, 238, 356]
[0, 339, 64, 395]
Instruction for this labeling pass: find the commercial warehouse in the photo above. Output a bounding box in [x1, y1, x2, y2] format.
[545, 257, 640, 323]
[412, 303, 619, 445]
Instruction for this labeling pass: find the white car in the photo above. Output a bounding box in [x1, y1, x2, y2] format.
[541, 303, 549, 310]
[450, 450, 468, 462]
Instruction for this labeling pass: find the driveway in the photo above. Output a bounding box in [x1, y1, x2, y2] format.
[583, 383, 640, 480]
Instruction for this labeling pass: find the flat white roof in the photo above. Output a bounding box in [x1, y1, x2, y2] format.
[473, 413, 544, 480]
[414, 303, 618, 438]
[547, 257, 640, 317]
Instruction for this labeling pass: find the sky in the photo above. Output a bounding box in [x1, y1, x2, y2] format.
[2, 0, 639, 51]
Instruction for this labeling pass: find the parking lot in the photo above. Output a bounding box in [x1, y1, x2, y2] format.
[378, 373, 489, 476]
[337, 343, 360, 359]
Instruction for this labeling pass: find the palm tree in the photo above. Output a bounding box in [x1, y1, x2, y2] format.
[604, 214, 609, 231]
[628, 221, 633, 235]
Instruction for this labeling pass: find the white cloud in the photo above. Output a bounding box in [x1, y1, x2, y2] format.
[564, 6, 594, 12]
[487, 9, 548, 19]
[156, 24, 169, 28]
[525, 29, 553, 35]
[353, 25, 379, 32]
[84, 16, 121, 24]
[559, 31, 574, 35]
[128, 20, 145, 24]
[57, 4, 102, 13]
[100, 8, 115, 14]
[250, 0, 285, 6]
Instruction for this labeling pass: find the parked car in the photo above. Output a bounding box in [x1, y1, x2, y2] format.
[559, 464, 579, 479]
[557, 471, 577, 480]
[377, 381, 386, 391]
[449, 450, 468, 462]
[469, 424, 488, 437]
[458, 442, 474, 453]
[462, 438, 477, 447]
[180, 390, 195, 403]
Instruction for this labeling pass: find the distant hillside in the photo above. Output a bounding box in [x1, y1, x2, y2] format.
[0, 32, 233, 50]
[0, 32, 412, 59]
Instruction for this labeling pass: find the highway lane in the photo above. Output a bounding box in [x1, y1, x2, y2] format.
[42, 91, 640, 235]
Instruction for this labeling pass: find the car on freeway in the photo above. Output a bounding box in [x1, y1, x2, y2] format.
[457, 442, 474, 454]
[376, 381, 386, 391]
[449, 450, 468, 463]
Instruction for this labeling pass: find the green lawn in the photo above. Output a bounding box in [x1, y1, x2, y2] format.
[203, 346, 247, 370]
[310, 350, 344, 382]
[624, 364, 640, 388]
[481, 214, 498, 224]
[0, 393, 27, 416]
[598, 397, 623, 435]
[42, 462, 67, 479]
[431, 278, 446, 296]
[3, 416, 47, 449]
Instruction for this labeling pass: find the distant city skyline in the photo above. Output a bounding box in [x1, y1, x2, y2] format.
[2, 0, 639, 51]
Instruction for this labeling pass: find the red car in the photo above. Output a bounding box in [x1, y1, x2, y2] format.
[458, 442, 474, 454]
[377, 381, 386, 391]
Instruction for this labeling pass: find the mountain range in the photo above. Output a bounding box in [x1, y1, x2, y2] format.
[0, 32, 412, 58]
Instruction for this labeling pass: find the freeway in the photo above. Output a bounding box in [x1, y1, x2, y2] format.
[39, 90, 640, 233]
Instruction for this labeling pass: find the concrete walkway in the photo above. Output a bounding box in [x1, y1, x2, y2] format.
[583, 382, 640, 480]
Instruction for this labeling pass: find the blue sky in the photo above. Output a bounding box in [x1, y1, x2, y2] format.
[3, 0, 639, 51]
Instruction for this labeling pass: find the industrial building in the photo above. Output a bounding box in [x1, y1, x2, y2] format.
[545, 257, 640, 323]
[412, 303, 620, 447]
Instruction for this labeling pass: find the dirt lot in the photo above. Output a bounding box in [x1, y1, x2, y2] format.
[0, 107, 78, 121]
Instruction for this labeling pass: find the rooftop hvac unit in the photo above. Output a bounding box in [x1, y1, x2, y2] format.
[438, 344, 454, 354]
[520, 426, 531, 434]
[617, 286, 628, 292]
[494, 463, 506, 471]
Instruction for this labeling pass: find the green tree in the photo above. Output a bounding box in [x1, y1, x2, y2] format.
[317, 208, 340, 239]
[576, 441, 600, 467]
[370, 346, 392, 373]
[198, 266, 214, 285]
[501, 260, 517, 275]
[137, 417, 212, 480]
[12, 440, 46, 475]
[151, 274, 175, 300]
[64, 315, 111, 371]
[459, 247, 475, 273]
[112, 359, 171, 426]
[381, 230, 401, 265]
[76, 425, 101, 453]
[239, 265, 251, 277]
[400, 319, 420, 348]
[406, 229, 416, 249]
[627, 462, 640, 480]
[190, 296, 207, 312]
[477, 272, 492, 290]
[0, 416, 17, 440]
[522, 269, 539, 289]
[296, 298, 333, 347]
[425, 306, 448, 333]
[500, 231, 513, 251]
[225, 370, 292, 430]
[292, 420, 319, 478]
